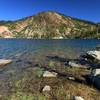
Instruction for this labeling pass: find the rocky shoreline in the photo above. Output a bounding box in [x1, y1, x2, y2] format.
[0, 47, 100, 100]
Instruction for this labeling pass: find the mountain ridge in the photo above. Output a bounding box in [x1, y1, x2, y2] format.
[0, 11, 99, 39]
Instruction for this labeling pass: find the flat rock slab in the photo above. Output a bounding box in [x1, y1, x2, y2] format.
[0, 59, 12, 66]
[43, 71, 57, 77]
[68, 61, 87, 68]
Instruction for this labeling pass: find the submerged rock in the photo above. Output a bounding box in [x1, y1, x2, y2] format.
[0, 59, 12, 66]
[68, 61, 86, 68]
[68, 61, 80, 67]
[43, 71, 57, 77]
[73, 96, 84, 100]
[42, 85, 51, 92]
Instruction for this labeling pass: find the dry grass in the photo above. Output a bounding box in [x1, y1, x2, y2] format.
[1, 56, 100, 100]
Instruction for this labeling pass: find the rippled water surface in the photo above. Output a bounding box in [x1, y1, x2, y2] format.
[0, 39, 100, 58]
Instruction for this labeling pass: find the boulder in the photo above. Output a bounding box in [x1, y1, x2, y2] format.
[93, 75, 100, 89]
[43, 71, 57, 77]
[0, 59, 12, 66]
[73, 96, 84, 100]
[96, 46, 100, 51]
[91, 68, 100, 76]
[42, 85, 51, 92]
[87, 50, 100, 61]
[87, 69, 100, 90]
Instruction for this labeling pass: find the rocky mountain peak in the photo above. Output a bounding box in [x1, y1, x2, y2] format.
[0, 11, 99, 39]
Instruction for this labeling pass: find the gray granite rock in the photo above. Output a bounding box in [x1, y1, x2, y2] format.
[43, 71, 57, 77]
[87, 50, 100, 61]
[42, 85, 51, 92]
[0, 59, 12, 66]
[91, 68, 100, 76]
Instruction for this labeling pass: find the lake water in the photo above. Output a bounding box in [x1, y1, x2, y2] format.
[0, 39, 100, 95]
[0, 39, 100, 59]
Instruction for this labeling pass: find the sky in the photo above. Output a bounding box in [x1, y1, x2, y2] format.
[0, 0, 100, 22]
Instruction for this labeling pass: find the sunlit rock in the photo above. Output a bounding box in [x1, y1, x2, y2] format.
[68, 76, 75, 80]
[42, 85, 51, 92]
[87, 50, 100, 61]
[73, 96, 84, 100]
[0, 59, 12, 66]
[91, 68, 100, 76]
[68, 61, 86, 68]
[43, 71, 57, 77]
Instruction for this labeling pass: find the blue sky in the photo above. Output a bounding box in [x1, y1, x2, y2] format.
[0, 0, 100, 22]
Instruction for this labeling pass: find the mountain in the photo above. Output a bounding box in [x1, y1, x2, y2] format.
[0, 11, 99, 39]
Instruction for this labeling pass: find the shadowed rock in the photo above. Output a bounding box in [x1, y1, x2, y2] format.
[93, 75, 100, 90]
[46, 55, 67, 62]
[86, 68, 100, 90]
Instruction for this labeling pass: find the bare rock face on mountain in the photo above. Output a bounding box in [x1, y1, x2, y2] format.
[0, 11, 98, 39]
[0, 26, 13, 38]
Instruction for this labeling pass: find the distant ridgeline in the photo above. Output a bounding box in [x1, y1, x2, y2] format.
[0, 11, 100, 39]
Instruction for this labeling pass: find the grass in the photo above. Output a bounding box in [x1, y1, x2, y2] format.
[5, 92, 47, 100]
[1, 55, 100, 100]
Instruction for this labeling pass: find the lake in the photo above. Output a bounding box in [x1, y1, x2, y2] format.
[0, 39, 100, 95]
[0, 39, 100, 59]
